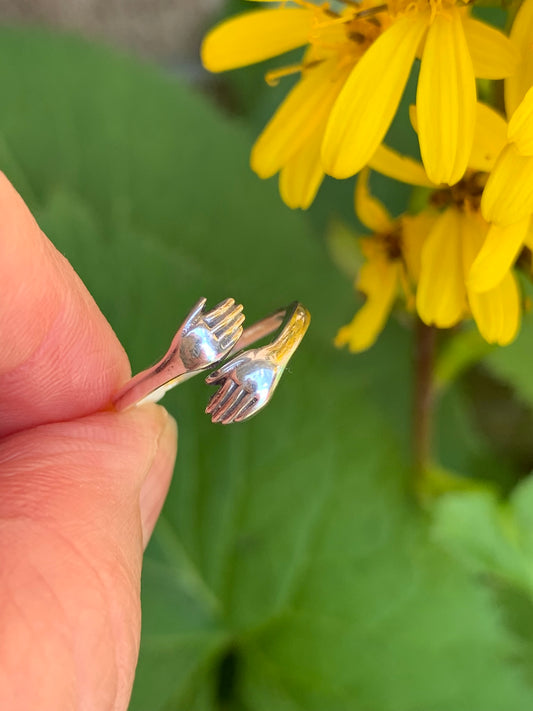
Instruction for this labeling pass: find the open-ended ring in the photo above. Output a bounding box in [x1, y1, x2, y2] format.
[112, 298, 310, 424]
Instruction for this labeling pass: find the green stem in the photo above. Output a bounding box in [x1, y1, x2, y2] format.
[413, 319, 436, 478]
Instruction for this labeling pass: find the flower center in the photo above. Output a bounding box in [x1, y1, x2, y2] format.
[430, 171, 488, 212]
[378, 229, 404, 261]
[265, 2, 389, 85]
[344, 14, 386, 53]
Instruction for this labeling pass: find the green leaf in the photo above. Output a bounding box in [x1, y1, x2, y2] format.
[433, 479, 533, 593]
[433, 478, 533, 686]
[3, 27, 533, 711]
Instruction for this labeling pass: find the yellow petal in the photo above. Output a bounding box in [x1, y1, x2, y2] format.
[417, 8, 476, 185]
[481, 144, 533, 226]
[468, 102, 508, 173]
[251, 59, 346, 178]
[279, 132, 324, 209]
[416, 208, 466, 327]
[402, 210, 437, 282]
[468, 216, 530, 292]
[201, 8, 315, 72]
[459, 210, 488, 272]
[416, 100, 507, 174]
[505, 0, 533, 116]
[368, 144, 433, 187]
[508, 86, 533, 156]
[335, 253, 400, 352]
[461, 212, 520, 345]
[354, 169, 394, 233]
[409, 103, 418, 133]
[468, 272, 521, 345]
[462, 16, 517, 79]
[322, 16, 426, 179]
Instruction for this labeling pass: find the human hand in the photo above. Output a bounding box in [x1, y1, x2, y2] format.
[0, 175, 177, 710]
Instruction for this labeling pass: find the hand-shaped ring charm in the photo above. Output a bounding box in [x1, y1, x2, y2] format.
[112, 298, 245, 411]
[205, 302, 310, 424]
[112, 298, 310, 424]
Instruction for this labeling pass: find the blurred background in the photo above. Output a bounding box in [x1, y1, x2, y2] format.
[0, 0, 224, 66]
[4, 2, 533, 710]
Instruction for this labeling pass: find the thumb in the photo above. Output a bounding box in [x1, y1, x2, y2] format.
[0, 403, 177, 711]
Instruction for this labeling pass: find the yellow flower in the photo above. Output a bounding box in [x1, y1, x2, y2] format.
[467, 0, 533, 294]
[447, 104, 531, 300]
[202, 0, 392, 209]
[368, 104, 522, 345]
[505, 0, 533, 117]
[416, 204, 521, 345]
[322, 0, 516, 186]
[335, 170, 428, 352]
[480, 89, 533, 230]
[202, 0, 514, 207]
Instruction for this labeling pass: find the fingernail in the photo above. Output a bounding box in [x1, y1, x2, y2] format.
[139, 410, 177, 548]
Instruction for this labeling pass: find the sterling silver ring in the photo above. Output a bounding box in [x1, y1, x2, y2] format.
[112, 298, 310, 424]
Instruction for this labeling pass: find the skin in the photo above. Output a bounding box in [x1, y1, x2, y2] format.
[0, 173, 178, 710]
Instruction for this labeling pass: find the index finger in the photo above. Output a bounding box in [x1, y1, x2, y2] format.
[0, 174, 130, 436]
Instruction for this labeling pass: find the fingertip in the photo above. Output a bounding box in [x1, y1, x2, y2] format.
[0, 174, 56, 373]
[0, 174, 131, 435]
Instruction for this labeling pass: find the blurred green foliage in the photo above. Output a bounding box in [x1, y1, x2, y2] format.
[3, 21, 533, 711]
